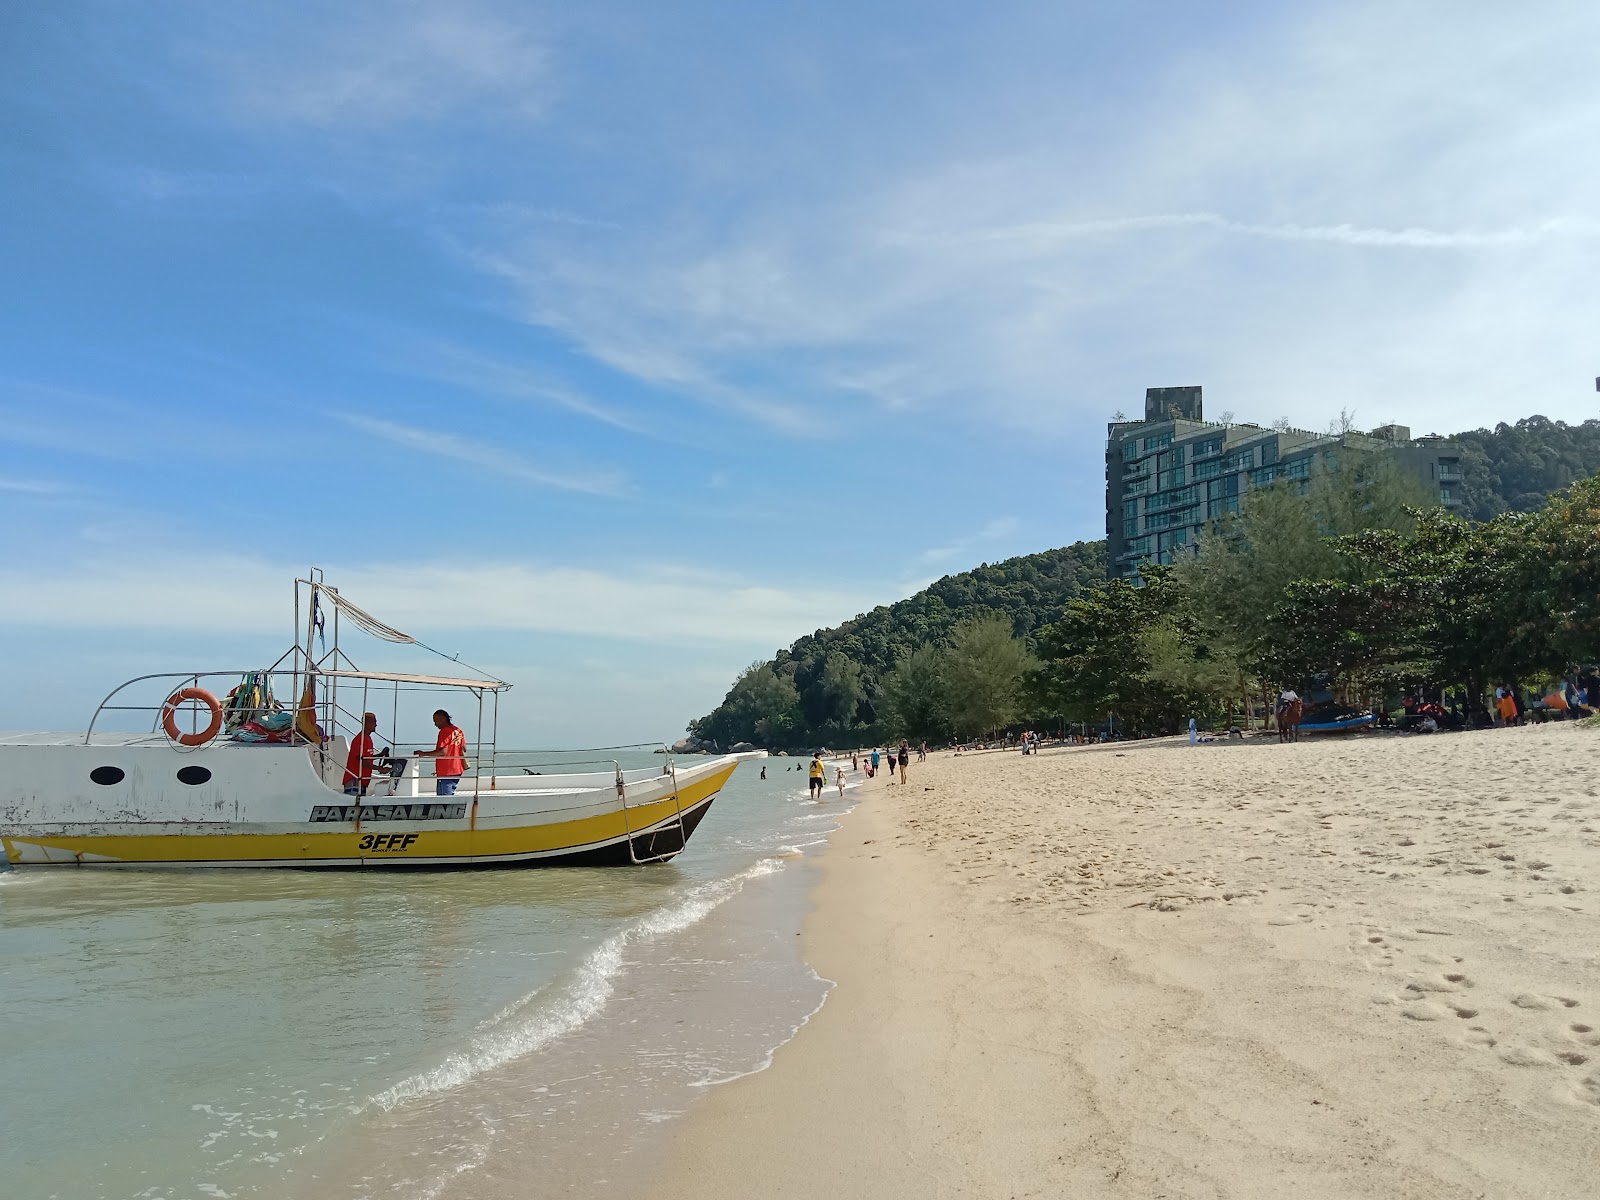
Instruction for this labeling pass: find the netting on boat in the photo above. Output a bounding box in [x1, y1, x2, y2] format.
[320, 588, 417, 645]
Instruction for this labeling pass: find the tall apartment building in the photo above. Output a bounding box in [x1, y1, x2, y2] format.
[1105, 386, 1463, 580]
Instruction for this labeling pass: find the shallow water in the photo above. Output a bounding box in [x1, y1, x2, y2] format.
[0, 753, 854, 1200]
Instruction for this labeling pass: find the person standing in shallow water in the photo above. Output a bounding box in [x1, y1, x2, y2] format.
[808, 752, 826, 799]
[897, 739, 910, 784]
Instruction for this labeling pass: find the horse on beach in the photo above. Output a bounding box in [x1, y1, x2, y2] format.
[1277, 697, 1303, 743]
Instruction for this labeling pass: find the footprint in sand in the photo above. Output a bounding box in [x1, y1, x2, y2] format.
[1403, 1001, 1451, 1021]
[1498, 1045, 1560, 1068]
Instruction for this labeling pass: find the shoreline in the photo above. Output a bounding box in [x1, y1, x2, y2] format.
[648, 727, 1600, 1198]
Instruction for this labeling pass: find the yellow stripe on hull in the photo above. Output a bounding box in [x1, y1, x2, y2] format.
[2, 765, 734, 867]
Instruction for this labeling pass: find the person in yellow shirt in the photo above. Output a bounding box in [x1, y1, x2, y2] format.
[808, 752, 826, 799]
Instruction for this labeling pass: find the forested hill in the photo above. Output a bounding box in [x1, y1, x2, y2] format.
[1455, 416, 1600, 520]
[688, 541, 1105, 748]
[688, 414, 1600, 749]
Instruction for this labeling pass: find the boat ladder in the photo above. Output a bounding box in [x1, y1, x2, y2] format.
[616, 758, 687, 864]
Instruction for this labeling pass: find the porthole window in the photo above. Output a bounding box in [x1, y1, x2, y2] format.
[176, 765, 212, 786]
[90, 766, 125, 786]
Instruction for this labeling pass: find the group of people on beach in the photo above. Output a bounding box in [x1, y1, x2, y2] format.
[799, 740, 916, 800]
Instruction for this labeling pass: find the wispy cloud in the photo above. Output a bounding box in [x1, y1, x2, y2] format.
[941, 213, 1600, 252]
[421, 2, 1600, 438]
[462, 245, 817, 435]
[919, 517, 1021, 566]
[342, 414, 629, 497]
[400, 340, 667, 441]
[0, 477, 71, 495]
[0, 554, 888, 647]
[191, 1, 551, 129]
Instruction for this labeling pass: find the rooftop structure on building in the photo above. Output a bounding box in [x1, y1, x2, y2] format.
[1105, 386, 1463, 580]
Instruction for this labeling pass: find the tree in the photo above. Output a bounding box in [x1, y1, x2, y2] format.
[689, 662, 802, 748]
[1138, 617, 1238, 720]
[941, 613, 1033, 737]
[1510, 474, 1600, 669]
[1176, 455, 1428, 684]
[688, 542, 1104, 745]
[876, 645, 951, 743]
[1030, 568, 1230, 733]
[1030, 580, 1151, 727]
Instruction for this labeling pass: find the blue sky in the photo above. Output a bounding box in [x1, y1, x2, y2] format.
[3, 1, 1598, 744]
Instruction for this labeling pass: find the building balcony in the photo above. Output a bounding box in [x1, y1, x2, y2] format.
[1438, 467, 1463, 482]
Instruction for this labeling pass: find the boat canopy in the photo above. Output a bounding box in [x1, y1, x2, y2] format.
[316, 669, 509, 692]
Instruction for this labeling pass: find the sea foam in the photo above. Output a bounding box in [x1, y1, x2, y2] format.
[368, 856, 785, 1111]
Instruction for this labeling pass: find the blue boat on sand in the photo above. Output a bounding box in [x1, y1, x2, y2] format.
[1297, 712, 1377, 734]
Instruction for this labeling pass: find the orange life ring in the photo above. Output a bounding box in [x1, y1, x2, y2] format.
[162, 687, 223, 747]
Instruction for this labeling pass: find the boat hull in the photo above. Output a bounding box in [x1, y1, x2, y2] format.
[0, 741, 743, 868]
[1298, 714, 1377, 734]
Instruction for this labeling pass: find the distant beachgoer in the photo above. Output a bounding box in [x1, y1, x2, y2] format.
[870, 748, 880, 777]
[1188, 717, 1198, 745]
[414, 709, 468, 796]
[897, 740, 909, 784]
[851, 751, 859, 772]
[808, 753, 826, 798]
[760, 765, 766, 780]
[836, 767, 845, 796]
[1497, 691, 1518, 727]
[918, 741, 927, 762]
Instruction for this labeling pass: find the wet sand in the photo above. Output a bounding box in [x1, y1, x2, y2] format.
[648, 725, 1600, 1198]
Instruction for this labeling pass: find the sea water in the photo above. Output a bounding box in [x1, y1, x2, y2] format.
[0, 753, 855, 1200]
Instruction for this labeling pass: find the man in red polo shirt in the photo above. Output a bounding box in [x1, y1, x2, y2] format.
[415, 708, 468, 796]
[342, 711, 382, 796]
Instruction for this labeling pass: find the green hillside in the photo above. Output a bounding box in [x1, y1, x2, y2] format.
[1453, 415, 1600, 520]
[689, 414, 1600, 749]
[689, 541, 1104, 749]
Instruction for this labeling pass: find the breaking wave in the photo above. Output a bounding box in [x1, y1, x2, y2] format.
[368, 856, 786, 1111]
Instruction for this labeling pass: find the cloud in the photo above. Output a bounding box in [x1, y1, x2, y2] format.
[431, 2, 1600, 438]
[341, 413, 629, 496]
[941, 213, 1600, 252]
[0, 477, 71, 495]
[919, 517, 1021, 566]
[0, 555, 890, 649]
[191, 1, 550, 129]
[396, 340, 669, 441]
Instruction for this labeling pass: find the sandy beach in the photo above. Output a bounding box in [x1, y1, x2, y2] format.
[649, 725, 1600, 1199]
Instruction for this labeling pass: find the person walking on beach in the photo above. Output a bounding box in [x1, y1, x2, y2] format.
[808, 752, 826, 799]
[836, 766, 845, 796]
[870, 747, 880, 779]
[414, 709, 468, 796]
[897, 739, 909, 784]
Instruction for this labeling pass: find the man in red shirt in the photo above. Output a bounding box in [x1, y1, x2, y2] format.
[342, 712, 382, 796]
[415, 708, 468, 796]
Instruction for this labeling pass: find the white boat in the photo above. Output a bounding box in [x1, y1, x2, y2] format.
[0, 575, 756, 869]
